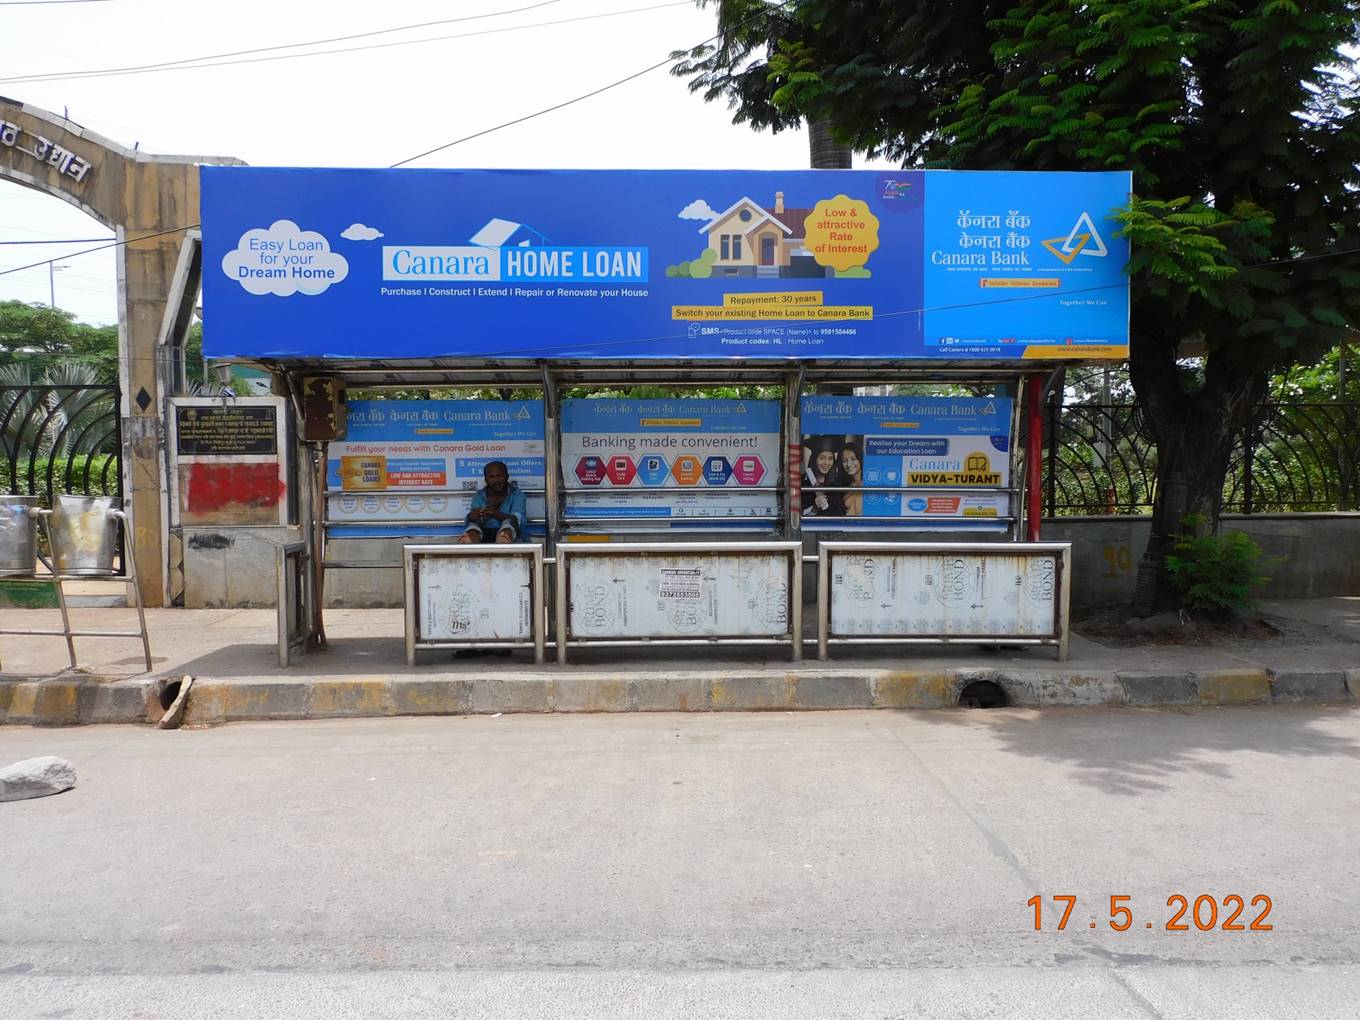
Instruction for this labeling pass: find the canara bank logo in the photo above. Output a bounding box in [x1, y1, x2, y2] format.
[1041, 211, 1109, 265]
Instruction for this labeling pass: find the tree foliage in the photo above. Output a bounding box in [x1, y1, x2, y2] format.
[675, 0, 1360, 610]
[0, 299, 213, 386]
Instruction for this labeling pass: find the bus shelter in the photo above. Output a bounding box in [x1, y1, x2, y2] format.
[197, 167, 1130, 665]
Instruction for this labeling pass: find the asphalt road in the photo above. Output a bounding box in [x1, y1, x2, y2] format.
[3, 706, 1359, 1018]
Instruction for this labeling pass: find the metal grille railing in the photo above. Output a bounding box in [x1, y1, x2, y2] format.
[1042, 400, 1360, 516]
[1, 384, 122, 507]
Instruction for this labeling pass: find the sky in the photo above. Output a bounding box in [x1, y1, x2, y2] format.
[0, 0, 890, 326]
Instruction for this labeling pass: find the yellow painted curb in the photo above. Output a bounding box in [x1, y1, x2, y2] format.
[874, 672, 956, 709]
[1198, 670, 1271, 705]
[308, 679, 391, 716]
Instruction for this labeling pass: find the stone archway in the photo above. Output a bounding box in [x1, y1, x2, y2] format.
[0, 97, 243, 606]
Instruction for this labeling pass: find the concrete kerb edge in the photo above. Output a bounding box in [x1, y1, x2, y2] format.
[0, 675, 163, 726]
[4, 666, 1358, 726]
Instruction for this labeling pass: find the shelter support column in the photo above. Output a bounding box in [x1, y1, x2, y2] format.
[783, 366, 805, 544]
[1025, 374, 1044, 541]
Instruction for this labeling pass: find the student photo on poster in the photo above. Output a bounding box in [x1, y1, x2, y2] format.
[800, 435, 847, 517]
[838, 437, 865, 516]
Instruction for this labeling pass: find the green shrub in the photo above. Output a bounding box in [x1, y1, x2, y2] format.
[1, 453, 118, 508]
[1165, 515, 1275, 616]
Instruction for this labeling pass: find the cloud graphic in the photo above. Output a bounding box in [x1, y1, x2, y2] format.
[678, 199, 718, 221]
[341, 222, 384, 241]
[222, 219, 349, 297]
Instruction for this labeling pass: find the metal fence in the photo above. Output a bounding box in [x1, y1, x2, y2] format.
[0, 384, 122, 506]
[1042, 400, 1360, 516]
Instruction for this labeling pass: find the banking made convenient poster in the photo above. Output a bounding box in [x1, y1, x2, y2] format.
[200, 168, 1131, 362]
[560, 398, 780, 529]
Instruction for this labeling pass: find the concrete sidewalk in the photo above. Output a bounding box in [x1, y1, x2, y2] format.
[2, 598, 1357, 725]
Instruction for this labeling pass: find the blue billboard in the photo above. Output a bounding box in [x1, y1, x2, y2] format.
[200, 167, 1130, 362]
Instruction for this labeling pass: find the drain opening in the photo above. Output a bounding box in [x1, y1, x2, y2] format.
[958, 680, 1008, 709]
[159, 679, 182, 711]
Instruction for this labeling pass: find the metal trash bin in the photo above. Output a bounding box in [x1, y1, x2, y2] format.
[49, 494, 121, 576]
[0, 495, 40, 576]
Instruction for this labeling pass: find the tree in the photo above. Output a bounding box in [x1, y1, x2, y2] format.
[675, 0, 1360, 612]
[1, 299, 218, 389]
[676, 0, 852, 168]
[0, 300, 119, 380]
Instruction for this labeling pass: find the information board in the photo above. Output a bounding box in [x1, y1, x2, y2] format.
[827, 548, 1059, 637]
[326, 400, 545, 535]
[561, 398, 780, 530]
[174, 404, 278, 456]
[566, 550, 791, 639]
[168, 397, 288, 527]
[417, 555, 533, 641]
[800, 395, 1012, 531]
[202, 167, 1130, 362]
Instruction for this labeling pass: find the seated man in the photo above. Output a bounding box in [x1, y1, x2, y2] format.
[457, 460, 526, 544]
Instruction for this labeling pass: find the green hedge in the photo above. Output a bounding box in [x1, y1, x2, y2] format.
[1, 453, 119, 508]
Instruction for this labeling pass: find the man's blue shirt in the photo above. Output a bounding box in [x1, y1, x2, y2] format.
[466, 481, 527, 540]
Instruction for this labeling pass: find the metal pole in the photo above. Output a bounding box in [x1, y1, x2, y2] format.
[783, 366, 804, 544]
[789, 545, 802, 662]
[555, 547, 569, 665]
[817, 547, 830, 661]
[532, 546, 546, 666]
[312, 443, 328, 646]
[34, 510, 77, 668]
[1046, 387, 1060, 521]
[403, 547, 417, 667]
[1026, 375, 1044, 541]
[1007, 381, 1024, 541]
[111, 510, 152, 672]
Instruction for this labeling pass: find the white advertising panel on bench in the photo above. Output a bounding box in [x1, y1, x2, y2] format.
[417, 555, 533, 641]
[403, 545, 545, 664]
[818, 542, 1070, 659]
[557, 542, 802, 661]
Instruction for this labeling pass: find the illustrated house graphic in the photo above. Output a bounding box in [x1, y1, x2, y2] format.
[698, 192, 826, 278]
[469, 217, 550, 247]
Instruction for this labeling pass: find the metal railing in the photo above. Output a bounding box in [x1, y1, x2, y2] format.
[1041, 400, 1360, 516]
[1, 384, 122, 507]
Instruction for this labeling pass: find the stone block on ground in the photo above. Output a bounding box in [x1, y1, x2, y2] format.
[0, 755, 76, 802]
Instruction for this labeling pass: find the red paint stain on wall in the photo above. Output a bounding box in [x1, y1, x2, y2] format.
[186, 463, 284, 513]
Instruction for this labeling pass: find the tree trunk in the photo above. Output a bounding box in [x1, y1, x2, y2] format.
[1129, 333, 1267, 615]
[808, 119, 852, 169]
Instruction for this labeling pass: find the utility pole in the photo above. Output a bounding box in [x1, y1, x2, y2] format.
[48, 262, 69, 308]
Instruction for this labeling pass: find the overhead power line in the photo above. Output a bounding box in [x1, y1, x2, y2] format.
[389, 0, 799, 166]
[0, 1, 694, 85]
[0, 0, 563, 83]
[0, 237, 115, 245]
